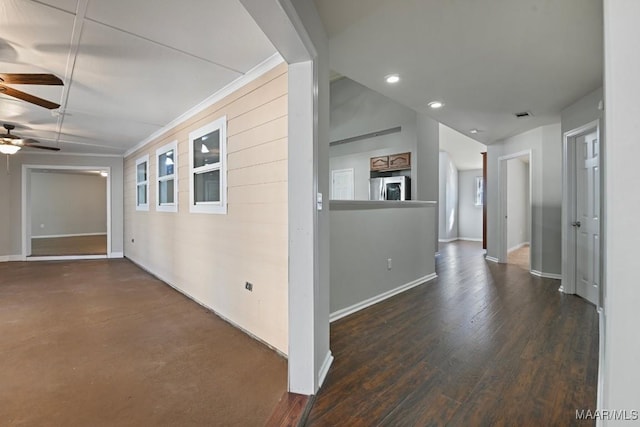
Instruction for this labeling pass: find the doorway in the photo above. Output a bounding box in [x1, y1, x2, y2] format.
[22, 165, 111, 260]
[562, 121, 601, 306]
[498, 150, 532, 271]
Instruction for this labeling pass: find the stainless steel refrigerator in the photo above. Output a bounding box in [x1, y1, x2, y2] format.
[369, 176, 411, 201]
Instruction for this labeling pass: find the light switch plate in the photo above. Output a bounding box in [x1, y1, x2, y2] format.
[317, 192, 323, 211]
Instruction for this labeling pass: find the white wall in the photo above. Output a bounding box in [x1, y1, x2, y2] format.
[329, 77, 417, 200]
[242, 0, 333, 395]
[438, 152, 458, 241]
[0, 153, 124, 259]
[31, 171, 107, 237]
[486, 123, 560, 274]
[506, 158, 529, 251]
[458, 169, 483, 241]
[540, 124, 563, 274]
[330, 202, 436, 316]
[602, 0, 640, 419]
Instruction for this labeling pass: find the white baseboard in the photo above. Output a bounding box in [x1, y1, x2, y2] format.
[508, 241, 530, 253]
[0, 255, 24, 262]
[330, 272, 438, 323]
[109, 252, 124, 259]
[318, 351, 334, 390]
[32, 232, 107, 239]
[27, 255, 107, 262]
[530, 270, 562, 280]
[485, 256, 499, 263]
[458, 237, 483, 242]
[438, 238, 458, 243]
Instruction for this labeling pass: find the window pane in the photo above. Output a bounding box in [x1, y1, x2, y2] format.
[159, 179, 174, 204]
[193, 130, 220, 168]
[137, 184, 147, 205]
[159, 151, 175, 177]
[137, 162, 147, 182]
[194, 170, 220, 203]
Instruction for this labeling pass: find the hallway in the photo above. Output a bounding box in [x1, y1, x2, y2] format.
[307, 241, 598, 426]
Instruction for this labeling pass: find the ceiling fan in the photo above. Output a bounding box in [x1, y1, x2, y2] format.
[0, 73, 63, 110]
[0, 124, 60, 154]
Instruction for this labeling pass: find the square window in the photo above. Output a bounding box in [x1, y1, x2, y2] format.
[194, 170, 220, 203]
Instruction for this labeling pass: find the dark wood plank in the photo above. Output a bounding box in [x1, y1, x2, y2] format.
[265, 392, 312, 427]
[0, 83, 60, 109]
[306, 241, 598, 426]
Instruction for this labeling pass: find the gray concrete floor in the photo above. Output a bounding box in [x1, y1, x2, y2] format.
[0, 259, 286, 426]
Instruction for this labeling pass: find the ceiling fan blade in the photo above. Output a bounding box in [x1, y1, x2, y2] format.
[0, 73, 63, 85]
[0, 84, 60, 109]
[22, 142, 60, 151]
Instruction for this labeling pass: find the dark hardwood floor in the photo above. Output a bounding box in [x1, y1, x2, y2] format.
[306, 241, 598, 426]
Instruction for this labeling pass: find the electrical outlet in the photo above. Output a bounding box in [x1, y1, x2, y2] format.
[245, 282, 253, 292]
[387, 258, 392, 270]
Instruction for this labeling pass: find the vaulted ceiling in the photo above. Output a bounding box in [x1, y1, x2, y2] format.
[315, 0, 603, 144]
[0, 0, 276, 154]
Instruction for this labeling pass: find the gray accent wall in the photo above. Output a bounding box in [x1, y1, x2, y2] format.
[458, 169, 483, 241]
[0, 153, 124, 258]
[330, 202, 436, 315]
[487, 123, 561, 274]
[329, 77, 418, 200]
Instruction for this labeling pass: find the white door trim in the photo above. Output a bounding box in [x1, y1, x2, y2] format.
[21, 164, 112, 260]
[497, 149, 533, 266]
[561, 120, 600, 298]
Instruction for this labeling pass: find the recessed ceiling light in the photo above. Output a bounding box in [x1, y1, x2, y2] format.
[385, 74, 400, 84]
[428, 101, 444, 109]
[470, 129, 479, 134]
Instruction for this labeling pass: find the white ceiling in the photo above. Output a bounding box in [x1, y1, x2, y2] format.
[314, 0, 603, 144]
[439, 124, 486, 171]
[0, 0, 276, 155]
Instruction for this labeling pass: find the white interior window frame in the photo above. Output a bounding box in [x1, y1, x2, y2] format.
[188, 116, 227, 214]
[156, 140, 178, 213]
[135, 154, 149, 211]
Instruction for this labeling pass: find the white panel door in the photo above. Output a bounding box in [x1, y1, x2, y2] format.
[331, 169, 354, 200]
[575, 132, 600, 305]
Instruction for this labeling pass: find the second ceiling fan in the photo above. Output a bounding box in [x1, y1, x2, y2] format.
[0, 73, 63, 109]
[0, 124, 60, 154]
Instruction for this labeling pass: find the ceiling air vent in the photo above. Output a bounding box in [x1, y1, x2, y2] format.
[514, 111, 533, 118]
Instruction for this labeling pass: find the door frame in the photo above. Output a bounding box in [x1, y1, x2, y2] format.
[21, 164, 112, 261]
[497, 149, 533, 267]
[560, 119, 601, 303]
